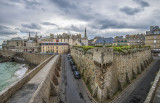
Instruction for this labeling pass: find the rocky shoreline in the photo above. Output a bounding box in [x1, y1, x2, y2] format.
[0, 56, 35, 71]
[0, 56, 13, 63]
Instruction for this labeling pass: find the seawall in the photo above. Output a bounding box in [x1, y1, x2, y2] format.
[0, 50, 52, 66]
[71, 47, 152, 102]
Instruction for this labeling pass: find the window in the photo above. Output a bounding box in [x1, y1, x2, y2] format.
[154, 40, 156, 43]
[154, 36, 156, 39]
[154, 31, 160, 34]
[154, 44, 156, 48]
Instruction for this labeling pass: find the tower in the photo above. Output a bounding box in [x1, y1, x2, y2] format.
[28, 32, 31, 40]
[81, 27, 88, 46]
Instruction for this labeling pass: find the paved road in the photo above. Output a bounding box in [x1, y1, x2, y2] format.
[111, 57, 160, 103]
[59, 55, 93, 103]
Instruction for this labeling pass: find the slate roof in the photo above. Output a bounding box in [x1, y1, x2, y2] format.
[95, 37, 113, 44]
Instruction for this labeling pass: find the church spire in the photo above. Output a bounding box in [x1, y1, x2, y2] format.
[84, 27, 87, 39]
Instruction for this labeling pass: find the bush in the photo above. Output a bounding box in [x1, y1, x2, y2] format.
[105, 45, 113, 47]
[82, 46, 94, 51]
[113, 46, 123, 52]
[94, 45, 103, 47]
[121, 46, 131, 50]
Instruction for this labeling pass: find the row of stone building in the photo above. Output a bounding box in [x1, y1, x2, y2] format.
[2, 28, 88, 54]
[89, 34, 145, 46]
[2, 26, 160, 53]
[89, 26, 160, 50]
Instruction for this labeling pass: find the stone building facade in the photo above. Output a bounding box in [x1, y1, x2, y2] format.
[126, 34, 145, 45]
[39, 28, 88, 47]
[145, 26, 160, 49]
[2, 32, 40, 52]
[2, 28, 88, 53]
[114, 36, 129, 46]
[40, 42, 69, 54]
[71, 47, 152, 102]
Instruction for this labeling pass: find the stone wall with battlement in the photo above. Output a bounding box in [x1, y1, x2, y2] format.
[71, 47, 152, 102]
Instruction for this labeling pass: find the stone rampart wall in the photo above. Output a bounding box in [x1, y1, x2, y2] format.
[0, 50, 52, 65]
[71, 47, 152, 102]
[0, 55, 55, 103]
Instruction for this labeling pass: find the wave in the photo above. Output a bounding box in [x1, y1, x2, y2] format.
[14, 64, 28, 78]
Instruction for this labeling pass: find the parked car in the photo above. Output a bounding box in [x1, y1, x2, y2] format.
[71, 65, 77, 71]
[68, 56, 72, 60]
[73, 71, 81, 79]
[70, 60, 75, 66]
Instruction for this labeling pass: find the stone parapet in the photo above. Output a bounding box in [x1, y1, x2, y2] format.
[144, 65, 160, 103]
[0, 54, 55, 103]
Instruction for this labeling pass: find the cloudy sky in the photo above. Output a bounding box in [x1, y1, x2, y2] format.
[0, 0, 159, 44]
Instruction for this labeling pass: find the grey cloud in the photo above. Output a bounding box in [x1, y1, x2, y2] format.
[49, 0, 93, 21]
[89, 19, 127, 29]
[89, 18, 149, 30]
[41, 22, 58, 26]
[133, 0, 150, 7]
[0, 0, 159, 40]
[21, 23, 41, 30]
[24, 0, 41, 9]
[120, 0, 149, 15]
[50, 0, 76, 10]
[120, 6, 141, 15]
[63, 25, 84, 32]
[0, 25, 18, 35]
[16, 27, 40, 34]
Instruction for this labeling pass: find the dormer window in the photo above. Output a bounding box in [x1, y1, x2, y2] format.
[154, 31, 160, 34]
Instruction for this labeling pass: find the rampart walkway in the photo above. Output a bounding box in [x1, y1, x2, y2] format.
[6, 55, 59, 103]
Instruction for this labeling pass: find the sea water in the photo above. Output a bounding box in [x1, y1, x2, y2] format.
[0, 62, 28, 92]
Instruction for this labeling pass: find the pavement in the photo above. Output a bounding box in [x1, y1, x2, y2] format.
[111, 56, 160, 103]
[153, 82, 160, 103]
[59, 54, 93, 103]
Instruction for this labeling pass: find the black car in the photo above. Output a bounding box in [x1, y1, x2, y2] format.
[70, 60, 75, 65]
[73, 71, 81, 79]
[71, 65, 77, 71]
[67, 54, 70, 58]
